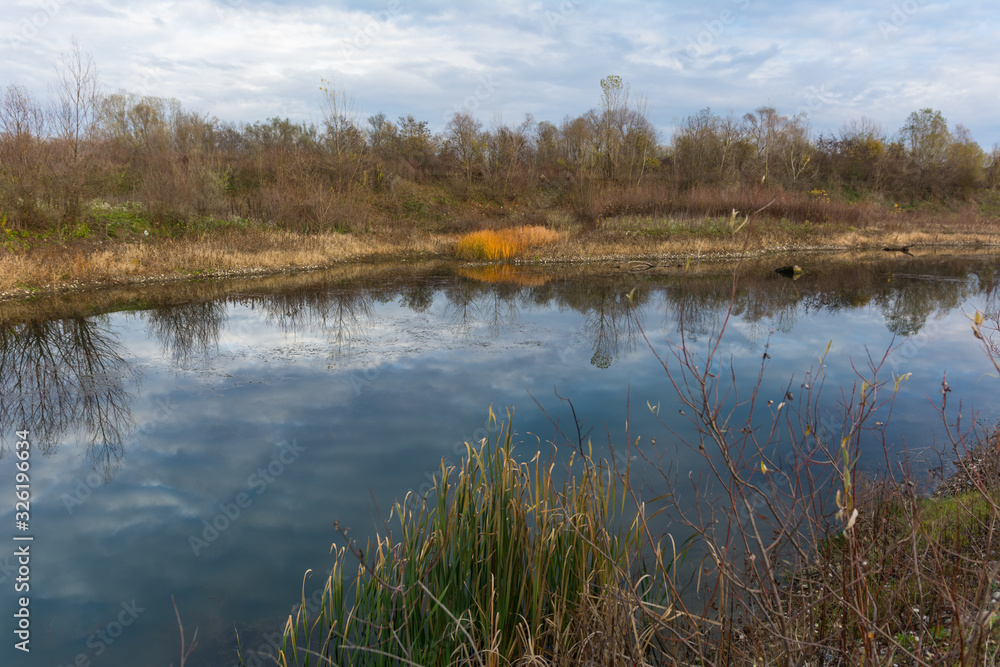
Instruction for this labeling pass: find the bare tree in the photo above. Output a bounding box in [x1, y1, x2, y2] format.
[986, 144, 1000, 191]
[444, 111, 484, 185]
[0, 84, 48, 229]
[483, 114, 532, 199]
[743, 105, 782, 184]
[900, 108, 952, 167]
[777, 114, 813, 183]
[559, 114, 594, 173]
[366, 112, 397, 157]
[319, 77, 363, 169]
[589, 75, 658, 183]
[52, 37, 101, 224]
[0, 83, 45, 138]
[672, 108, 724, 186]
[944, 124, 985, 195]
[396, 114, 435, 168]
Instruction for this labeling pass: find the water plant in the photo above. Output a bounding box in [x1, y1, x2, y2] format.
[276, 409, 665, 665]
[267, 275, 1000, 667]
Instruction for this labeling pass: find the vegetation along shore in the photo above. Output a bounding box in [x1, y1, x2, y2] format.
[267, 315, 1000, 666]
[3, 44, 1000, 301]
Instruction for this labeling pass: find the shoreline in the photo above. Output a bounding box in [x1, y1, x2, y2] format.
[3, 225, 1000, 304]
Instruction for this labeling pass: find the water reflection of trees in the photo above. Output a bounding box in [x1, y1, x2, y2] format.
[877, 274, 976, 336]
[662, 277, 730, 341]
[444, 280, 523, 336]
[146, 301, 227, 364]
[656, 276, 796, 346]
[552, 281, 647, 368]
[734, 282, 800, 338]
[3, 258, 996, 471]
[238, 287, 377, 355]
[444, 273, 643, 364]
[653, 259, 1000, 347]
[137, 258, 999, 371]
[400, 283, 436, 313]
[0, 316, 137, 479]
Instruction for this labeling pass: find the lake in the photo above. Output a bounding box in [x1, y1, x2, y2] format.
[1, 251, 999, 666]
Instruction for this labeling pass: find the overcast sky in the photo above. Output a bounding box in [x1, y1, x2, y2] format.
[3, 0, 998, 146]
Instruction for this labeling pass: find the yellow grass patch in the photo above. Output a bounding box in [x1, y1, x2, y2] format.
[453, 225, 560, 261]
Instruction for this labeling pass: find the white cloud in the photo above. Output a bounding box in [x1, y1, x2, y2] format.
[0, 0, 997, 144]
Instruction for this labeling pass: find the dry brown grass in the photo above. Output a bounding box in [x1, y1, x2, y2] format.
[0, 259, 450, 325]
[453, 225, 560, 260]
[3, 211, 999, 301]
[548, 209, 1000, 261]
[0, 229, 451, 296]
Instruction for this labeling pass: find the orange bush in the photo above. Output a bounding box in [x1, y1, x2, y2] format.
[453, 225, 560, 260]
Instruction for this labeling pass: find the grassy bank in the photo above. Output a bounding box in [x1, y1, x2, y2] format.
[3, 199, 1000, 301]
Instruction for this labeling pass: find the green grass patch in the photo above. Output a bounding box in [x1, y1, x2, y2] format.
[186, 215, 256, 234]
[89, 201, 154, 238]
[913, 490, 999, 547]
[977, 191, 1000, 218]
[803, 485, 1000, 655]
[603, 213, 760, 238]
[275, 412, 666, 665]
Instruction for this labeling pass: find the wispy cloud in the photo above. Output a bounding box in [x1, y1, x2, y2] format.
[0, 0, 997, 145]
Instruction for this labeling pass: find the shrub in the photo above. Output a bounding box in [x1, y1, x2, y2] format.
[453, 225, 560, 260]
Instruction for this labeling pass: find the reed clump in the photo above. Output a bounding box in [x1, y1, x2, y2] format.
[266, 296, 1000, 667]
[453, 225, 560, 261]
[277, 410, 667, 666]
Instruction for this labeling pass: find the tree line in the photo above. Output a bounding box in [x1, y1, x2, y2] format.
[2, 41, 999, 235]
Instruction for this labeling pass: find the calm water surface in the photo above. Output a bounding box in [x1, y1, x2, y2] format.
[1, 254, 999, 666]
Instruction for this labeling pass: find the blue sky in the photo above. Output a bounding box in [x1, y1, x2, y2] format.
[3, 0, 998, 146]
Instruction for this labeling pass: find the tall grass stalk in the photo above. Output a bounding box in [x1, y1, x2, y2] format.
[279, 409, 667, 665]
[273, 284, 1000, 666]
